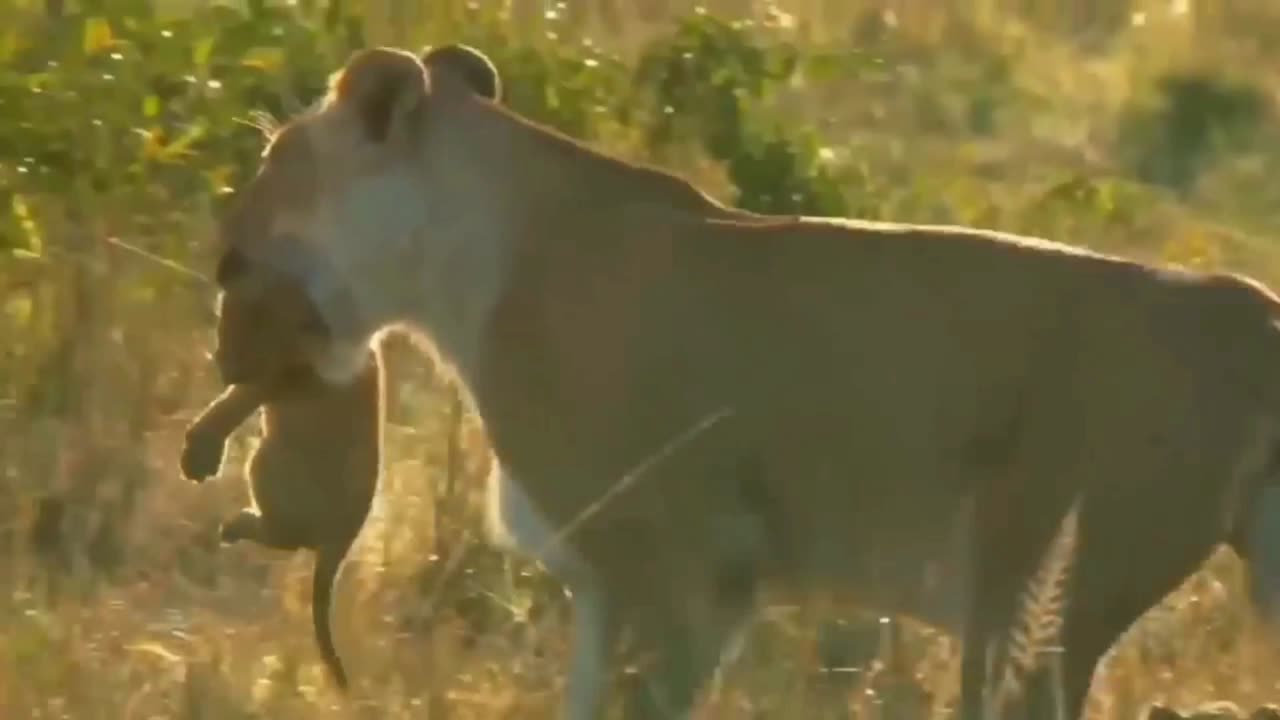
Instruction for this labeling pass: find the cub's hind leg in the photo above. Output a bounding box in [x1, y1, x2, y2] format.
[220, 509, 307, 551]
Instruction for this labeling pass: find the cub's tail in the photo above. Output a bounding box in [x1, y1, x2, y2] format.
[313, 538, 354, 691]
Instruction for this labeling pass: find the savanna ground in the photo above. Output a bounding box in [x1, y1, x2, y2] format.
[3, 1, 1280, 718]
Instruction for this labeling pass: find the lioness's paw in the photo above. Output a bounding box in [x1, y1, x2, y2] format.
[180, 432, 227, 482]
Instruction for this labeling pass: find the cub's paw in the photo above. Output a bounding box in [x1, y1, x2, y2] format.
[219, 510, 262, 545]
[180, 431, 227, 482]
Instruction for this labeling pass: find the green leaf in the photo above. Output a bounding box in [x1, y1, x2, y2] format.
[241, 46, 285, 72]
[10, 194, 41, 258]
[193, 35, 216, 69]
[0, 27, 21, 63]
[83, 17, 116, 55]
[325, 0, 345, 31]
[155, 122, 209, 162]
[4, 292, 33, 327]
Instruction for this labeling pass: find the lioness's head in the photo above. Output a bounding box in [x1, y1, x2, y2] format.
[212, 44, 503, 386]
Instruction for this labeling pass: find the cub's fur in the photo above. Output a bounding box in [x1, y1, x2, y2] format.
[181, 348, 383, 691]
[204, 43, 1280, 719]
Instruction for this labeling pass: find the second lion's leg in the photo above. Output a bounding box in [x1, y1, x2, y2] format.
[960, 464, 1074, 720]
[620, 599, 752, 720]
[617, 554, 757, 720]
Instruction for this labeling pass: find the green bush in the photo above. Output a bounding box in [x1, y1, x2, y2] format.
[1121, 71, 1271, 193]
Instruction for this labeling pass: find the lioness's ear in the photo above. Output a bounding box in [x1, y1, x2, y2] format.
[419, 44, 502, 102]
[333, 47, 428, 143]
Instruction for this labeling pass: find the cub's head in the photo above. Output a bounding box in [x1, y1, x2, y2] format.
[211, 44, 503, 386]
[211, 244, 328, 385]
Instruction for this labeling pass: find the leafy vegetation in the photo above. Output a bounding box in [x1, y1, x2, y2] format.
[2, 1, 1280, 717]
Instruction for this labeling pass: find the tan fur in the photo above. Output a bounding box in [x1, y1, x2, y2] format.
[205, 45, 1280, 719]
[418, 43, 502, 101]
[181, 348, 383, 692]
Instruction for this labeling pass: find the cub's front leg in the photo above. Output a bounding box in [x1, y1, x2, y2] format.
[180, 384, 268, 481]
[181, 427, 230, 481]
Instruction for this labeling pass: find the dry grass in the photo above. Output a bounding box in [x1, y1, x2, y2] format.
[5, 398, 1280, 719]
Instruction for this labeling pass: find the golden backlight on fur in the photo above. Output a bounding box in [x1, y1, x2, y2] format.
[181, 348, 384, 692]
[205, 44, 1280, 720]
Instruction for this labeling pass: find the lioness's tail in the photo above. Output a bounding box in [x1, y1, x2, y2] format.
[313, 538, 354, 691]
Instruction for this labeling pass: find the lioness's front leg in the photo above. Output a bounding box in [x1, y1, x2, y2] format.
[181, 384, 269, 481]
[1239, 485, 1280, 627]
[563, 579, 619, 720]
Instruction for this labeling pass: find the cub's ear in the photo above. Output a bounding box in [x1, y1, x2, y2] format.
[419, 44, 502, 102]
[214, 246, 249, 288]
[332, 47, 429, 143]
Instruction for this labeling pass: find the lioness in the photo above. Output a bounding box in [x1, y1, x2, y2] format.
[203, 43, 1280, 719]
[180, 341, 384, 692]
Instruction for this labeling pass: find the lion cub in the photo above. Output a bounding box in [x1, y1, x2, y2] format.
[180, 348, 383, 691]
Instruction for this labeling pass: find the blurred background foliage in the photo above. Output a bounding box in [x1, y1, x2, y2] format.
[1, 1, 1280, 718]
